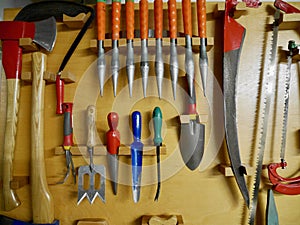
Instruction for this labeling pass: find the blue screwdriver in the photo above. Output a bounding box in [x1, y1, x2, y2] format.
[130, 111, 144, 203]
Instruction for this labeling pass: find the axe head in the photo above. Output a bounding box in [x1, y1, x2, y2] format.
[0, 17, 56, 52]
[33, 17, 57, 52]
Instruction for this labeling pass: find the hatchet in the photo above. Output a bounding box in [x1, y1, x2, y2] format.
[0, 18, 56, 211]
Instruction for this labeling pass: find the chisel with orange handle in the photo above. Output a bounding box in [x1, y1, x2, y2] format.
[197, 0, 208, 96]
[97, 0, 106, 96]
[111, 0, 121, 97]
[182, 0, 194, 97]
[140, 0, 149, 97]
[126, 0, 135, 97]
[154, 0, 164, 98]
[106, 112, 120, 195]
[168, 0, 179, 100]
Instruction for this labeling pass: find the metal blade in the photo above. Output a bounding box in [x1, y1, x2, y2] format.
[107, 153, 119, 195]
[180, 118, 205, 171]
[33, 17, 57, 52]
[266, 189, 279, 225]
[223, 47, 249, 207]
[249, 9, 280, 225]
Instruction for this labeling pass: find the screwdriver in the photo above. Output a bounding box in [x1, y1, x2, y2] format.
[153, 107, 163, 201]
[106, 112, 120, 195]
[111, 0, 121, 97]
[131, 111, 144, 203]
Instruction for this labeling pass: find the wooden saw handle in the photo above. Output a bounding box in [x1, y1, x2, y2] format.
[87, 105, 96, 148]
[31, 52, 54, 223]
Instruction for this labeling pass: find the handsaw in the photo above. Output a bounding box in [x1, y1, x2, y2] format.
[267, 40, 300, 195]
[223, 0, 256, 208]
[249, 1, 300, 224]
[223, 0, 261, 207]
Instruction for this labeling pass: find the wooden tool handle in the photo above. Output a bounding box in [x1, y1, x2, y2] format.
[112, 0, 121, 40]
[97, 0, 106, 40]
[2, 78, 21, 211]
[197, 0, 206, 38]
[168, 0, 177, 39]
[31, 52, 54, 224]
[182, 0, 193, 37]
[87, 105, 96, 148]
[140, 0, 149, 40]
[154, 0, 163, 39]
[126, 0, 135, 40]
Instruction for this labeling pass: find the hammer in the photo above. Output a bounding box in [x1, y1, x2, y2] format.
[0, 18, 56, 211]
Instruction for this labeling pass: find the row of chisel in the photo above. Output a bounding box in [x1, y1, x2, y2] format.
[96, 0, 208, 99]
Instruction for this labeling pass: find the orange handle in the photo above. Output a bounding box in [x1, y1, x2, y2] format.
[126, 0, 135, 40]
[112, 1, 121, 40]
[154, 0, 163, 39]
[197, 0, 206, 38]
[182, 0, 192, 37]
[140, 0, 149, 39]
[168, 0, 177, 39]
[96, 1, 106, 41]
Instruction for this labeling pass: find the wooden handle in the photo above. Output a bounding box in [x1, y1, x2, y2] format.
[140, 0, 149, 39]
[197, 0, 206, 38]
[97, 0, 106, 40]
[31, 52, 54, 223]
[182, 0, 193, 37]
[154, 0, 163, 39]
[87, 105, 96, 148]
[2, 78, 21, 211]
[126, 0, 135, 40]
[112, 1, 121, 40]
[168, 0, 177, 39]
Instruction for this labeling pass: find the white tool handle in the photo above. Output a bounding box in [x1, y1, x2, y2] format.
[87, 105, 96, 148]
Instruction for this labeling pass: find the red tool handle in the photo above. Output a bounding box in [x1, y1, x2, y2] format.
[140, 0, 149, 40]
[56, 75, 64, 115]
[97, 0, 106, 40]
[112, 0, 121, 40]
[154, 0, 163, 39]
[106, 112, 120, 155]
[126, 0, 135, 40]
[182, 0, 193, 37]
[62, 103, 74, 147]
[268, 162, 300, 195]
[274, 0, 300, 13]
[197, 0, 206, 39]
[168, 0, 177, 39]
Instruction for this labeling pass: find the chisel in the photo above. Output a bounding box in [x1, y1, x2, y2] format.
[140, 0, 149, 97]
[182, 0, 194, 97]
[154, 0, 164, 98]
[131, 111, 144, 202]
[106, 112, 120, 195]
[111, 0, 121, 97]
[97, 0, 106, 96]
[126, 0, 135, 97]
[197, 0, 208, 96]
[168, 0, 179, 100]
[153, 107, 163, 201]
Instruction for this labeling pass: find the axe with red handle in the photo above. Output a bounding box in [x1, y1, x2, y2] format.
[0, 18, 56, 212]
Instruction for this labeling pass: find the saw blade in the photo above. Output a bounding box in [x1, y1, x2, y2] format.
[279, 45, 293, 161]
[249, 8, 280, 225]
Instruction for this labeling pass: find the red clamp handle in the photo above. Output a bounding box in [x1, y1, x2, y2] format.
[268, 162, 300, 195]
